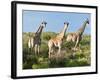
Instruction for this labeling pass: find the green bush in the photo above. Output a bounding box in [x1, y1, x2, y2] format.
[22, 32, 91, 69]
[23, 54, 38, 69]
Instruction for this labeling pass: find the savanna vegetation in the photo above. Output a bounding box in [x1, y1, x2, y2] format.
[23, 32, 91, 69]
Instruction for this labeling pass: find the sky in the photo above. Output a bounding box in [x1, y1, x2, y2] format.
[23, 10, 91, 34]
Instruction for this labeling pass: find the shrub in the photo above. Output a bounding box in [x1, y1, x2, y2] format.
[23, 55, 38, 69]
[49, 53, 67, 68]
[23, 32, 91, 69]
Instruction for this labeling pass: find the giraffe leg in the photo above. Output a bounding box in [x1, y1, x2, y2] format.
[30, 47, 32, 54]
[31, 46, 34, 54]
[37, 45, 40, 55]
[34, 45, 36, 55]
[48, 40, 53, 58]
[48, 46, 52, 58]
[57, 42, 61, 54]
[79, 36, 82, 51]
[28, 48, 30, 54]
[34, 44, 37, 55]
[58, 46, 61, 54]
[74, 37, 79, 51]
[32, 44, 35, 54]
[30, 45, 33, 54]
[48, 43, 53, 58]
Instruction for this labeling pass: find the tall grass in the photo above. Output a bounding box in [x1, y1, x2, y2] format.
[23, 32, 91, 69]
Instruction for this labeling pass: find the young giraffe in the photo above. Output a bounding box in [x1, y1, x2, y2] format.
[28, 21, 47, 55]
[48, 22, 69, 58]
[66, 19, 89, 51]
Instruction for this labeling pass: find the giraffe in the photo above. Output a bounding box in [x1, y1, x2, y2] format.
[48, 22, 69, 58]
[28, 21, 47, 55]
[66, 19, 89, 51]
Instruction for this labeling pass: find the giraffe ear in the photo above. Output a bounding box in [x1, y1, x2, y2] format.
[45, 22, 47, 24]
[64, 22, 66, 24]
[67, 22, 69, 25]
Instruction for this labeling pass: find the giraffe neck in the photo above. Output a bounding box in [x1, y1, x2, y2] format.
[35, 26, 44, 37]
[36, 26, 41, 34]
[77, 21, 88, 35]
[56, 25, 67, 39]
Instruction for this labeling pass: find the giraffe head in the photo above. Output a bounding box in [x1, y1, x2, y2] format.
[64, 22, 69, 25]
[41, 21, 47, 28]
[86, 18, 89, 24]
[64, 22, 69, 29]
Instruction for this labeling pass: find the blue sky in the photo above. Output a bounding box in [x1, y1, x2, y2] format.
[23, 10, 91, 34]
